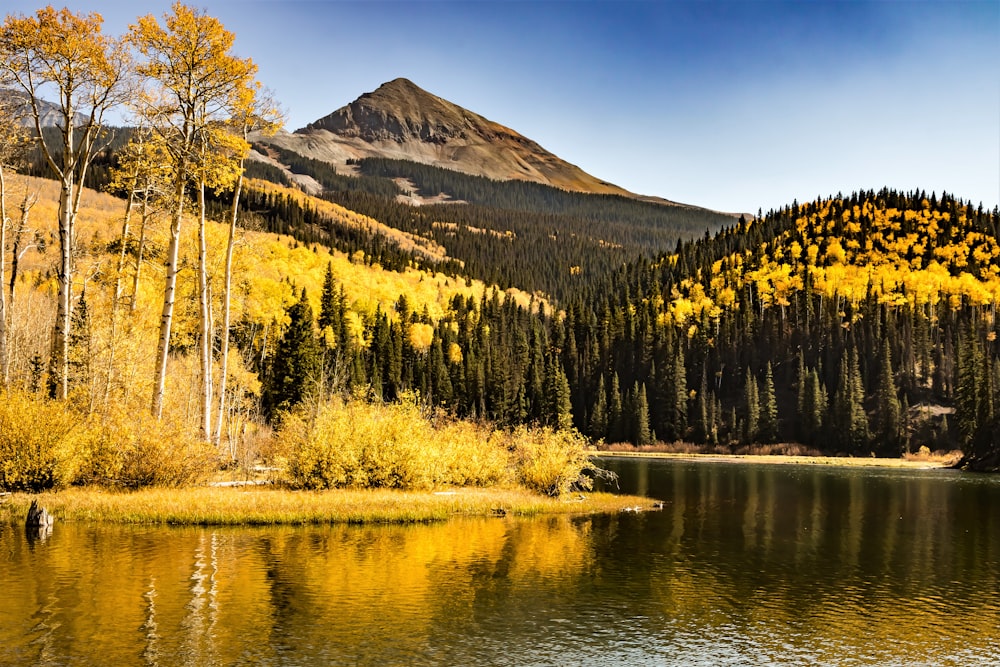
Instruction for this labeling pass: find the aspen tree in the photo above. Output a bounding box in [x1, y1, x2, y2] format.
[0, 7, 127, 399]
[214, 86, 282, 447]
[130, 3, 257, 429]
[103, 128, 170, 400]
[0, 86, 29, 385]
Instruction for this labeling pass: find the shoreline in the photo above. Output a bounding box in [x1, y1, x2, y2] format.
[0, 485, 656, 526]
[593, 450, 959, 470]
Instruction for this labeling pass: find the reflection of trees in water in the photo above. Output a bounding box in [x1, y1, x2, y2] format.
[141, 576, 159, 667]
[620, 462, 1000, 661]
[2, 476, 999, 666]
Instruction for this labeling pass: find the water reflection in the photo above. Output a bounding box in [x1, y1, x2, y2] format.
[2, 462, 999, 666]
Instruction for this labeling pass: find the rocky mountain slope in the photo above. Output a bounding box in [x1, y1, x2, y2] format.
[257, 78, 653, 199]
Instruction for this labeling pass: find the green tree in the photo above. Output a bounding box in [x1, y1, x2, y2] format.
[545, 352, 573, 431]
[801, 368, 826, 445]
[633, 382, 653, 446]
[694, 369, 710, 444]
[665, 341, 687, 440]
[833, 346, 869, 452]
[874, 338, 902, 452]
[608, 372, 623, 443]
[318, 262, 338, 334]
[589, 374, 608, 440]
[759, 362, 778, 443]
[262, 289, 320, 421]
[742, 367, 759, 444]
[956, 324, 982, 449]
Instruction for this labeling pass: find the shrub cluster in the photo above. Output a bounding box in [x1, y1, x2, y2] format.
[0, 390, 219, 492]
[278, 396, 598, 496]
[0, 390, 81, 492]
[507, 426, 597, 496]
[77, 408, 219, 489]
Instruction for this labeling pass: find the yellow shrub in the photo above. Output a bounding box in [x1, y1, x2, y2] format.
[284, 399, 440, 489]
[432, 417, 509, 487]
[281, 398, 596, 496]
[0, 390, 82, 492]
[78, 409, 218, 489]
[510, 426, 597, 496]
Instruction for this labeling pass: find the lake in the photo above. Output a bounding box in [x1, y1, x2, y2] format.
[2, 458, 998, 666]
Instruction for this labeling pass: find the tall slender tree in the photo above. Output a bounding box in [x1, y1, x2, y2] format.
[131, 2, 258, 429]
[213, 85, 282, 447]
[0, 84, 29, 386]
[589, 374, 608, 440]
[759, 362, 778, 443]
[742, 367, 759, 444]
[874, 338, 902, 452]
[0, 7, 127, 399]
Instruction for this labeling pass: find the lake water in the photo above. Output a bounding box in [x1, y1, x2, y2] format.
[2, 458, 999, 666]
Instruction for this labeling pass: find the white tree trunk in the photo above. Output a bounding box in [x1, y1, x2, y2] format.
[213, 165, 244, 448]
[197, 179, 213, 441]
[151, 173, 186, 419]
[52, 171, 74, 400]
[0, 165, 8, 386]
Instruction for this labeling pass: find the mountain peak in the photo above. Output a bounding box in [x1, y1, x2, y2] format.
[266, 79, 642, 196]
[304, 77, 485, 145]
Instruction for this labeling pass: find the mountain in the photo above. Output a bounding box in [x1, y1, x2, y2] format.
[258, 78, 677, 202]
[0, 88, 88, 128]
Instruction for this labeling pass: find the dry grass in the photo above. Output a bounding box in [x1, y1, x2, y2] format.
[0, 486, 653, 525]
[903, 446, 963, 465]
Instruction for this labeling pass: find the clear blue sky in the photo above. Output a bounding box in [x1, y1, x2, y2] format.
[6, 1, 999, 214]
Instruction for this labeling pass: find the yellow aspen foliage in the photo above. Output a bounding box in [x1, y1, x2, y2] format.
[408, 322, 434, 353]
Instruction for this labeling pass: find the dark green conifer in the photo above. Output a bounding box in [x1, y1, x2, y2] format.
[589, 374, 608, 440]
[633, 382, 653, 446]
[759, 362, 778, 443]
[608, 372, 624, 443]
[545, 353, 574, 431]
[262, 288, 321, 420]
[875, 338, 902, 452]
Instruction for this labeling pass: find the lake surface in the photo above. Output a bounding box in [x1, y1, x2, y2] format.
[2, 459, 999, 666]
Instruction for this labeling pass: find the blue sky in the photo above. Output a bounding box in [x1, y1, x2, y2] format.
[6, 1, 999, 213]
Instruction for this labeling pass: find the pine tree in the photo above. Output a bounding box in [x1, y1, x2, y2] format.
[262, 289, 321, 421]
[589, 374, 608, 440]
[874, 338, 902, 452]
[759, 362, 778, 443]
[66, 289, 92, 400]
[317, 261, 338, 334]
[608, 372, 624, 443]
[796, 351, 807, 440]
[956, 324, 982, 449]
[743, 367, 759, 444]
[802, 368, 826, 445]
[694, 369, 710, 444]
[633, 383, 653, 446]
[545, 353, 573, 431]
[666, 341, 687, 440]
[833, 346, 870, 453]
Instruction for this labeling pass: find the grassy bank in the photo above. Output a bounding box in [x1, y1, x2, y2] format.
[0, 486, 653, 526]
